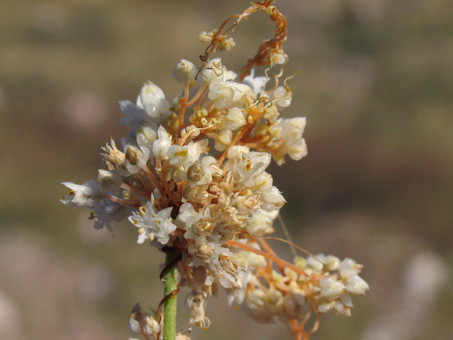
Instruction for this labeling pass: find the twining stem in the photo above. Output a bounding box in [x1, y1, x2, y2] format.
[162, 250, 179, 340]
[226, 240, 307, 277]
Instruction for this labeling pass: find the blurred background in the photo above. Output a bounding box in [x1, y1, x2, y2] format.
[0, 0, 452, 339]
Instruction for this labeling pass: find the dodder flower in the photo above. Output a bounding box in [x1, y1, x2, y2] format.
[61, 2, 368, 339]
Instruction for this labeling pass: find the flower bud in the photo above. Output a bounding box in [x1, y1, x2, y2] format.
[139, 81, 170, 119]
[294, 256, 307, 269]
[225, 107, 246, 130]
[199, 29, 217, 43]
[325, 255, 341, 271]
[265, 289, 283, 314]
[136, 125, 157, 147]
[320, 277, 345, 298]
[346, 274, 369, 295]
[128, 315, 141, 334]
[272, 86, 292, 108]
[270, 51, 287, 65]
[98, 170, 122, 191]
[218, 36, 236, 51]
[318, 301, 336, 313]
[172, 59, 197, 84]
[128, 303, 142, 334]
[143, 315, 160, 336]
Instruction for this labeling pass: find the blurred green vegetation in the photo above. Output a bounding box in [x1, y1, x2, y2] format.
[0, 1, 451, 340]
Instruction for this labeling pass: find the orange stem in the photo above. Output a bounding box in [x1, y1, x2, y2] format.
[226, 240, 307, 277]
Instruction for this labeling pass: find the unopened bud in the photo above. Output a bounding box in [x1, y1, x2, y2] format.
[98, 170, 122, 191]
[198, 29, 217, 43]
[172, 59, 197, 84]
[137, 126, 157, 147]
[143, 315, 160, 336]
[139, 81, 170, 118]
[270, 51, 287, 65]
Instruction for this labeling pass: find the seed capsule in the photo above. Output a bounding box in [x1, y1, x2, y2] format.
[187, 162, 204, 181]
[125, 146, 140, 165]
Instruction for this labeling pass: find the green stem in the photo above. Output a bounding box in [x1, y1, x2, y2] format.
[162, 250, 179, 340]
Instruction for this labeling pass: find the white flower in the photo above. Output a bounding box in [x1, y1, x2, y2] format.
[273, 117, 308, 165]
[214, 129, 233, 151]
[263, 102, 280, 123]
[93, 199, 129, 233]
[251, 171, 272, 191]
[152, 126, 173, 159]
[265, 288, 284, 315]
[229, 82, 254, 104]
[125, 146, 151, 174]
[345, 274, 369, 295]
[246, 289, 266, 312]
[129, 196, 177, 245]
[176, 333, 192, 340]
[307, 255, 324, 271]
[187, 293, 211, 329]
[101, 138, 126, 168]
[271, 86, 292, 109]
[338, 258, 362, 279]
[209, 80, 254, 110]
[187, 156, 220, 186]
[143, 315, 160, 336]
[224, 107, 246, 131]
[260, 186, 286, 211]
[325, 255, 341, 271]
[167, 140, 208, 168]
[234, 249, 266, 271]
[320, 277, 345, 299]
[128, 315, 141, 334]
[208, 82, 235, 109]
[98, 170, 122, 192]
[243, 69, 268, 94]
[318, 301, 336, 313]
[172, 59, 197, 84]
[270, 51, 287, 65]
[280, 117, 306, 144]
[218, 36, 236, 51]
[334, 300, 351, 316]
[176, 203, 204, 235]
[228, 147, 271, 187]
[60, 181, 101, 208]
[226, 145, 249, 159]
[225, 70, 238, 82]
[136, 125, 158, 147]
[138, 81, 170, 119]
[246, 209, 277, 236]
[202, 58, 226, 84]
[199, 29, 217, 43]
[119, 100, 147, 131]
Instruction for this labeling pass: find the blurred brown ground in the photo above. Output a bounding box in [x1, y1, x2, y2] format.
[0, 1, 452, 340]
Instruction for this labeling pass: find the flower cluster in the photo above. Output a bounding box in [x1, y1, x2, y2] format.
[238, 253, 369, 323]
[61, 2, 368, 339]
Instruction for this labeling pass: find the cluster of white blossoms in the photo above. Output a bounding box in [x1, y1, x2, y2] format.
[61, 2, 368, 339]
[238, 254, 369, 323]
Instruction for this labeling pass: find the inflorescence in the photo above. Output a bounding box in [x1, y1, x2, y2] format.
[61, 2, 368, 340]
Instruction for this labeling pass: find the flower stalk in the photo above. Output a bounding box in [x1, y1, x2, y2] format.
[162, 250, 179, 340]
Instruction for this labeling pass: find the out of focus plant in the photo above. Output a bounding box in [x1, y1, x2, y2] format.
[61, 1, 368, 339]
